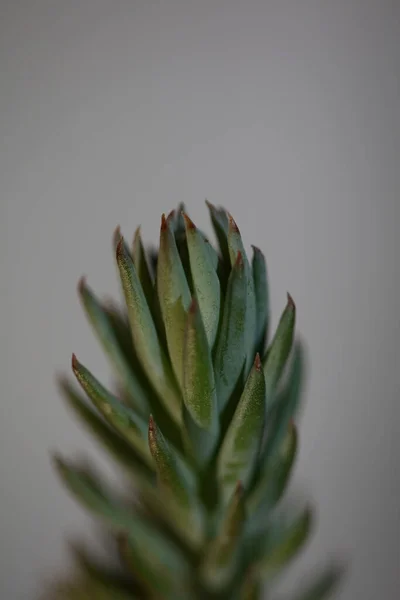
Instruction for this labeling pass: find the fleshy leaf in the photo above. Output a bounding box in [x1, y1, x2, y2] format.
[263, 294, 296, 409]
[72, 355, 151, 465]
[227, 214, 257, 375]
[148, 416, 204, 540]
[132, 227, 155, 300]
[182, 298, 219, 466]
[281, 565, 343, 600]
[54, 456, 189, 598]
[157, 214, 191, 389]
[262, 341, 305, 465]
[200, 482, 246, 590]
[256, 507, 313, 579]
[247, 422, 298, 528]
[252, 246, 269, 355]
[78, 278, 150, 416]
[118, 533, 190, 600]
[116, 236, 182, 424]
[58, 377, 154, 482]
[184, 213, 221, 349]
[206, 200, 230, 264]
[214, 251, 247, 412]
[217, 354, 266, 503]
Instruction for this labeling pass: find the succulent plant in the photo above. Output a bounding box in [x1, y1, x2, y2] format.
[49, 203, 342, 599]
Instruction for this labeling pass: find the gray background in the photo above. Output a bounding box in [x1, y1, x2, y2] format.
[1, 1, 399, 598]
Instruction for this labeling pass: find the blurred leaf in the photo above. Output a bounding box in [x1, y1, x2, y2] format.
[184, 213, 221, 349]
[200, 483, 246, 591]
[263, 295, 296, 409]
[71, 355, 151, 465]
[217, 354, 266, 503]
[214, 251, 247, 412]
[157, 214, 191, 390]
[116, 236, 182, 424]
[247, 423, 298, 532]
[148, 416, 204, 540]
[262, 341, 305, 465]
[117, 531, 191, 600]
[78, 279, 150, 415]
[256, 507, 313, 579]
[252, 246, 269, 355]
[277, 564, 343, 600]
[182, 298, 219, 467]
[58, 377, 154, 483]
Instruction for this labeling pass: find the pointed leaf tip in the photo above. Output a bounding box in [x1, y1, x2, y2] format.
[228, 213, 240, 233]
[116, 235, 125, 258]
[77, 276, 87, 294]
[255, 353, 262, 371]
[287, 292, 296, 310]
[183, 212, 196, 230]
[161, 213, 167, 230]
[71, 353, 78, 370]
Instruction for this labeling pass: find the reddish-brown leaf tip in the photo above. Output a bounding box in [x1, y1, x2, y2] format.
[254, 353, 262, 371]
[71, 353, 78, 370]
[167, 209, 176, 223]
[77, 276, 87, 294]
[116, 236, 125, 259]
[228, 213, 240, 233]
[287, 292, 296, 310]
[183, 212, 196, 230]
[161, 213, 167, 231]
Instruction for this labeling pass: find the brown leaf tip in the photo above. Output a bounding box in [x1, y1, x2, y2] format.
[287, 292, 296, 310]
[116, 236, 125, 258]
[77, 276, 87, 294]
[167, 209, 176, 223]
[161, 213, 168, 231]
[183, 212, 196, 230]
[228, 213, 240, 233]
[254, 353, 262, 371]
[71, 353, 78, 370]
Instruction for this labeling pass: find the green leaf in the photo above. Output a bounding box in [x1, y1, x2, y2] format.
[247, 422, 298, 529]
[132, 227, 155, 300]
[181, 298, 219, 467]
[58, 377, 154, 482]
[263, 341, 305, 464]
[53, 456, 189, 598]
[252, 246, 269, 355]
[256, 507, 313, 579]
[200, 482, 246, 590]
[263, 294, 296, 409]
[214, 251, 247, 412]
[118, 532, 190, 600]
[78, 279, 150, 416]
[157, 214, 191, 390]
[116, 236, 182, 424]
[227, 214, 257, 375]
[148, 416, 204, 540]
[217, 354, 266, 503]
[184, 213, 221, 349]
[283, 565, 343, 600]
[71, 355, 151, 465]
[206, 200, 230, 265]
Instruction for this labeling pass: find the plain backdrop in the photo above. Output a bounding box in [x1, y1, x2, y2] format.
[1, 1, 399, 598]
